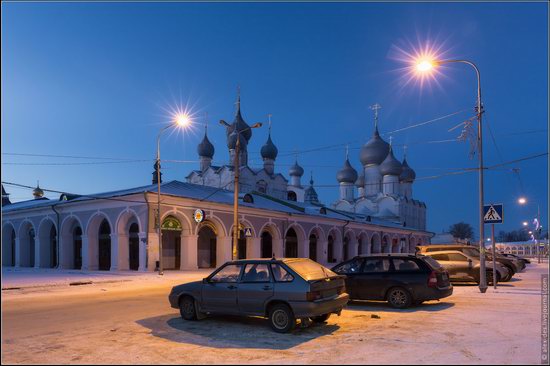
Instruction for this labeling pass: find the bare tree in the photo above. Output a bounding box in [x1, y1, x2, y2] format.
[449, 222, 474, 240]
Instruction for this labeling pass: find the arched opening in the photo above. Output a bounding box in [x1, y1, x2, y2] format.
[161, 215, 182, 270]
[285, 228, 298, 258]
[38, 219, 57, 268]
[198, 225, 217, 268]
[18, 222, 36, 268]
[261, 231, 273, 258]
[49, 226, 57, 268]
[287, 191, 297, 201]
[73, 227, 83, 270]
[309, 234, 317, 262]
[129, 223, 140, 271]
[98, 219, 111, 271]
[2, 224, 16, 266]
[327, 235, 336, 263]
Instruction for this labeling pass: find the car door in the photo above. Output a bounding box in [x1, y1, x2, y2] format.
[429, 254, 456, 278]
[353, 258, 391, 300]
[238, 263, 274, 315]
[201, 263, 243, 314]
[391, 258, 428, 295]
[447, 252, 475, 280]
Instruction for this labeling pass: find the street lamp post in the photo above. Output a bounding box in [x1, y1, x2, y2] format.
[416, 58, 487, 293]
[219, 120, 262, 260]
[156, 114, 191, 275]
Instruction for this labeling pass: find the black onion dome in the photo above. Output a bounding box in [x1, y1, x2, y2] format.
[227, 130, 248, 150]
[289, 160, 304, 177]
[337, 159, 358, 183]
[197, 132, 215, 158]
[226, 100, 252, 143]
[399, 157, 416, 182]
[359, 128, 390, 166]
[260, 134, 278, 160]
[379, 147, 403, 176]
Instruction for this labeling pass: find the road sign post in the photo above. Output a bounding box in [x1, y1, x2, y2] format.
[484, 204, 503, 290]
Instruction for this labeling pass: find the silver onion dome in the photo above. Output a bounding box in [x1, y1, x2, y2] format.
[289, 160, 304, 177]
[359, 128, 390, 166]
[399, 157, 416, 182]
[355, 174, 365, 188]
[227, 130, 248, 150]
[337, 159, 358, 183]
[379, 146, 403, 176]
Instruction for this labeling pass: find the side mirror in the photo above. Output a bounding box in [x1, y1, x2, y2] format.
[202, 278, 209, 284]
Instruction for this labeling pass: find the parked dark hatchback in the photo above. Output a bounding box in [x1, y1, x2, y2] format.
[331, 254, 452, 308]
[169, 258, 349, 333]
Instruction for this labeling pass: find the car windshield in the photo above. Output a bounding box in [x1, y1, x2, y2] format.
[462, 248, 480, 257]
[420, 256, 442, 270]
[285, 259, 337, 281]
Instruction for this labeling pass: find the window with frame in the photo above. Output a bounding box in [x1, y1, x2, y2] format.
[362, 258, 390, 273]
[210, 264, 243, 283]
[242, 263, 271, 282]
[270, 264, 294, 282]
[392, 258, 421, 272]
[333, 258, 364, 274]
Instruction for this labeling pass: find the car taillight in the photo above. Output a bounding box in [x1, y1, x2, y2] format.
[427, 271, 438, 288]
[306, 291, 322, 301]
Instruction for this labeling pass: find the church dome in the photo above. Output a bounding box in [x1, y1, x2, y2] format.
[379, 147, 403, 176]
[337, 159, 358, 184]
[33, 183, 44, 199]
[359, 129, 390, 166]
[260, 134, 278, 160]
[400, 157, 416, 182]
[226, 96, 252, 143]
[304, 176, 320, 204]
[289, 160, 304, 177]
[227, 130, 248, 150]
[197, 132, 215, 158]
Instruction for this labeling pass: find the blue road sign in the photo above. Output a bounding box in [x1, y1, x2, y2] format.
[483, 204, 503, 224]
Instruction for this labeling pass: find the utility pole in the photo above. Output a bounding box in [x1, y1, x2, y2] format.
[232, 134, 240, 261]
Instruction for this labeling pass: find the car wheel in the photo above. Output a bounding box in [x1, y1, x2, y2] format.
[311, 314, 331, 323]
[179, 296, 197, 321]
[269, 304, 296, 333]
[387, 287, 412, 309]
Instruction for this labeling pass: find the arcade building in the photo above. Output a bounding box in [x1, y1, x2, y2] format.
[1, 96, 432, 272]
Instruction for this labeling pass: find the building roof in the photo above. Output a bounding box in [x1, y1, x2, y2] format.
[3, 180, 428, 233]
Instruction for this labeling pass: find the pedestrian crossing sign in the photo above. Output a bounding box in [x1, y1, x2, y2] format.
[244, 227, 253, 237]
[483, 204, 503, 224]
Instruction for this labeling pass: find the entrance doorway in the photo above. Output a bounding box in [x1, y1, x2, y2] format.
[161, 215, 182, 270]
[285, 228, 298, 258]
[261, 231, 273, 258]
[73, 227, 82, 270]
[198, 225, 217, 268]
[129, 223, 139, 271]
[309, 234, 317, 261]
[98, 219, 111, 271]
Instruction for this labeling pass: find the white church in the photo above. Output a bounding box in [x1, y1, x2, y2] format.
[2, 94, 431, 273]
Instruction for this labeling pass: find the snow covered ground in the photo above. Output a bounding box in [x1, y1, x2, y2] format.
[1, 262, 548, 364]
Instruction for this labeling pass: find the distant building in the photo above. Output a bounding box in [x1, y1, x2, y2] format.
[495, 240, 548, 257]
[1, 93, 432, 272]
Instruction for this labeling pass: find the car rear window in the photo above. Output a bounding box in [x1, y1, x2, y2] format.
[421, 256, 443, 270]
[285, 259, 336, 281]
[429, 253, 449, 261]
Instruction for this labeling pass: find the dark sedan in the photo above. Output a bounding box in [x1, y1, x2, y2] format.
[169, 258, 349, 333]
[331, 254, 452, 308]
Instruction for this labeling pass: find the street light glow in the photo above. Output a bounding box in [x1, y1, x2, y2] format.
[523, 221, 529, 226]
[518, 197, 527, 205]
[175, 113, 191, 127]
[416, 59, 435, 73]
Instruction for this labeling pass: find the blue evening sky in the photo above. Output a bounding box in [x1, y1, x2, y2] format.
[2, 2, 548, 237]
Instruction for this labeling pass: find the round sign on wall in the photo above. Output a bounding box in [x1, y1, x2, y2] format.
[193, 209, 205, 223]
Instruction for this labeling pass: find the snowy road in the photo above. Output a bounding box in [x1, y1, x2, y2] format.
[2, 262, 547, 364]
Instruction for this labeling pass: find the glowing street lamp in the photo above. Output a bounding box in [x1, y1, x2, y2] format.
[518, 197, 527, 205]
[523, 221, 529, 226]
[415, 56, 488, 293]
[156, 112, 192, 275]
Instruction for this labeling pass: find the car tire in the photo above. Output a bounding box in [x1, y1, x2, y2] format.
[386, 287, 412, 309]
[311, 314, 331, 323]
[179, 296, 197, 321]
[268, 304, 296, 333]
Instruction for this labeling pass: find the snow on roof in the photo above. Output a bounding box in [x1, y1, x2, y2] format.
[2, 180, 426, 232]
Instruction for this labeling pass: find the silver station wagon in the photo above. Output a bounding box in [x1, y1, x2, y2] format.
[168, 258, 349, 333]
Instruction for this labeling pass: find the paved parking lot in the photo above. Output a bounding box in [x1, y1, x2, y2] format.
[1, 262, 547, 364]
